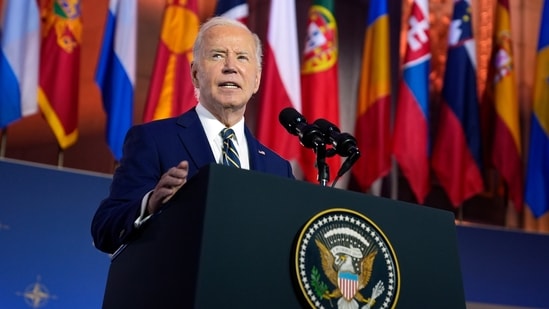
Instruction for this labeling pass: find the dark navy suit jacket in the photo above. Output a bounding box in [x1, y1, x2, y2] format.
[91, 108, 294, 253]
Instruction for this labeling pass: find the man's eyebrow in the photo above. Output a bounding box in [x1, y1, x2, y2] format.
[236, 50, 250, 55]
[209, 48, 227, 53]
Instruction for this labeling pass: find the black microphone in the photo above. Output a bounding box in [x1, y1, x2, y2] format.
[313, 118, 359, 157]
[278, 107, 325, 149]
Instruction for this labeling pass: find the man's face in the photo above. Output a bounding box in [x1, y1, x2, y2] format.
[191, 25, 261, 113]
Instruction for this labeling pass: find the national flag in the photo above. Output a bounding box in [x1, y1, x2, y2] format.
[142, 0, 199, 122]
[485, 0, 523, 210]
[393, 0, 431, 203]
[0, 0, 40, 128]
[350, 0, 392, 192]
[214, 0, 248, 24]
[431, 0, 484, 207]
[525, 0, 549, 218]
[299, 0, 340, 183]
[256, 1, 302, 171]
[37, 0, 82, 149]
[95, 0, 136, 161]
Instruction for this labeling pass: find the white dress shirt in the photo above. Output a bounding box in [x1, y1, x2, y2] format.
[195, 103, 250, 170]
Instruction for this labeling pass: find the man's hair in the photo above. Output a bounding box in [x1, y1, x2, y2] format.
[192, 16, 263, 69]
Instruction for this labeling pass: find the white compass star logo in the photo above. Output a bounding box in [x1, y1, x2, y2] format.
[17, 276, 57, 308]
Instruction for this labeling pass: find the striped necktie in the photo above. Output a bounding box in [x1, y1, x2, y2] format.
[221, 128, 241, 168]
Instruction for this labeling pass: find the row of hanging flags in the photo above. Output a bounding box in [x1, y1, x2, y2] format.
[0, 0, 80, 149]
[0, 0, 547, 217]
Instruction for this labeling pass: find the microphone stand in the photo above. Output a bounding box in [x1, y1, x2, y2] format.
[315, 143, 330, 186]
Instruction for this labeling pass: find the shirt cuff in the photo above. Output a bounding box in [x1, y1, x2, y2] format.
[134, 190, 153, 228]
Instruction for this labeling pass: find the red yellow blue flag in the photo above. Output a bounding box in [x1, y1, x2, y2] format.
[351, 0, 392, 192]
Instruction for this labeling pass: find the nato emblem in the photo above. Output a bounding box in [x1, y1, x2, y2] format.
[294, 208, 400, 309]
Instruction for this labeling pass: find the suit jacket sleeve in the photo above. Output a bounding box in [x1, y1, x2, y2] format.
[91, 124, 165, 253]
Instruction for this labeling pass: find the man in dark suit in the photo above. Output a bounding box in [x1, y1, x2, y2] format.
[91, 16, 294, 254]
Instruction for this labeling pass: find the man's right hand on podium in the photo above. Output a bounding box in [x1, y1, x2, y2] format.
[148, 160, 189, 215]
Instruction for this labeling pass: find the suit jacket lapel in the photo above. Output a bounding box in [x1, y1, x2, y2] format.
[175, 109, 272, 173]
[175, 109, 216, 170]
[246, 126, 268, 172]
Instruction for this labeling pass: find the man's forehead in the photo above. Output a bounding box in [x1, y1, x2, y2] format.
[204, 33, 255, 53]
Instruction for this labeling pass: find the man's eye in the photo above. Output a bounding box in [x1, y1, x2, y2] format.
[212, 54, 223, 60]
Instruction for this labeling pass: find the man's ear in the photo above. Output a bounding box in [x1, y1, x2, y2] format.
[190, 61, 199, 87]
[253, 69, 262, 94]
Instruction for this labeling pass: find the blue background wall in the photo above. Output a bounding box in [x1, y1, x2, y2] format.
[0, 159, 111, 308]
[1, 158, 548, 308]
[457, 225, 549, 308]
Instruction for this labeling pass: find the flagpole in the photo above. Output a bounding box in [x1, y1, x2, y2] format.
[57, 147, 64, 168]
[515, 0, 526, 230]
[0, 128, 7, 158]
[504, 184, 522, 228]
[390, 157, 398, 200]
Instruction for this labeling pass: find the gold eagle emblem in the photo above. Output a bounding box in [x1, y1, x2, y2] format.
[315, 238, 385, 308]
[294, 209, 399, 309]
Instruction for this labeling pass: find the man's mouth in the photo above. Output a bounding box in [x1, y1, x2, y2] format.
[219, 82, 240, 89]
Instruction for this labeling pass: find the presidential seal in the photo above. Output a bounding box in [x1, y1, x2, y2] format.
[294, 208, 399, 309]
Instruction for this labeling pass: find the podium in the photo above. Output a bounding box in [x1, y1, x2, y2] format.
[102, 164, 465, 308]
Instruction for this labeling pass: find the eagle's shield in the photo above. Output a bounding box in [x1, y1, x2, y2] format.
[338, 272, 359, 301]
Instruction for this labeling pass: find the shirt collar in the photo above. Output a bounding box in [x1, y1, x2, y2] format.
[195, 102, 246, 145]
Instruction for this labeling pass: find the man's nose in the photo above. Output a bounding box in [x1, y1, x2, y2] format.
[223, 56, 237, 72]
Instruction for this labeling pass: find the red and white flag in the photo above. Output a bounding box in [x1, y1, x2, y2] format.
[256, 1, 302, 170]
